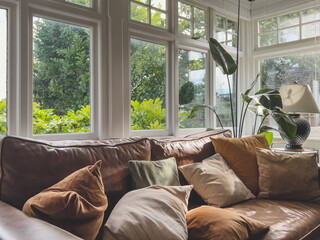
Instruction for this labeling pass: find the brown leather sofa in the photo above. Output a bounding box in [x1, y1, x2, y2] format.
[0, 129, 319, 240]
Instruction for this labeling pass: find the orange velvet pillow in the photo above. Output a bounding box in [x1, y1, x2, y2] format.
[210, 135, 269, 195]
[187, 206, 269, 240]
[23, 161, 108, 240]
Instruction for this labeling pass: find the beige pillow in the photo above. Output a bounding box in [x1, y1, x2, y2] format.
[256, 148, 320, 203]
[187, 206, 269, 240]
[23, 161, 108, 240]
[179, 153, 255, 207]
[104, 185, 193, 240]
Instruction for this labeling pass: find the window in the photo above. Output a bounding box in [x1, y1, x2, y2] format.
[215, 67, 235, 128]
[32, 17, 91, 135]
[179, 49, 207, 128]
[66, 0, 92, 8]
[216, 15, 237, 47]
[260, 52, 320, 127]
[258, 6, 320, 47]
[178, 1, 207, 39]
[130, 38, 167, 130]
[130, 0, 167, 29]
[0, 8, 7, 136]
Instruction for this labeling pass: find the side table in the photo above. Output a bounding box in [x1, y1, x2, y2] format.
[271, 148, 319, 163]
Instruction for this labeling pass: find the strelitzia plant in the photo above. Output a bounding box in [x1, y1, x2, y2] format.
[190, 38, 297, 141]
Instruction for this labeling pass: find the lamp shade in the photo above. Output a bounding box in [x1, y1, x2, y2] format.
[279, 84, 320, 114]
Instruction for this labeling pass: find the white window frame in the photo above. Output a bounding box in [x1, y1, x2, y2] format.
[129, 0, 169, 30]
[129, 33, 171, 137]
[176, 0, 209, 41]
[0, 1, 17, 137]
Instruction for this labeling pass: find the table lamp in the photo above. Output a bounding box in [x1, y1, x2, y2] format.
[279, 83, 320, 151]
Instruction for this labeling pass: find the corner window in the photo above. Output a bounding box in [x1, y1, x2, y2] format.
[178, 1, 207, 39]
[258, 6, 320, 47]
[33, 17, 91, 135]
[179, 49, 207, 128]
[215, 15, 237, 47]
[130, 38, 167, 130]
[260, 52, 320, 127]
[0, 9, 7, 136]
[130, 0, 167, 29]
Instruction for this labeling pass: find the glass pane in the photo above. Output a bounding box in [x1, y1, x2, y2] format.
[33, 17, 91, 135]
[178, 2, 191, 19]
[0, 9, 7, 136]
[227, 33, 237, 47]
[259, 17, 277, 33]
[216, 67, 235, 128]
[279, 12, 299, 28]
[179, 49, 207, 128]
[131, 2, 149, 24]
[216, 15, 225, 29]
[130, 39, 167, 130]
[302, 7, 320, 23]
[134, 0, 148, 4]
[227, 19, 237, 33]
[194, 7, 205, 23]
[194, 23, 206, 39]
[66, 0, 92, 7]
[302, 22, 320, 39]
[151, 9, 167, 28]
[279, 26, 299, 43]
[260, 53, 320, 127]
[178, 18, 191, 35]
[216, 31, 226, 44]
[259, 32, 277, 47]
[151, 0, 166, 10]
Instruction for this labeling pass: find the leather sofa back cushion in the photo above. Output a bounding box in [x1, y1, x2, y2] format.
[210, 134, 269, 195]
[22, 161, 108, 240]
[151, 129, 232, 166]
[0, 136, 151, 210]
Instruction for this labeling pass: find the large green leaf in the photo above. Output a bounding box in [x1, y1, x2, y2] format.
[244, 74, 260, 95]
[209, 38, 237, 75]
[189, 104, 217, 119]
[271, 109, 297, 139]
[254, 89, 282, 110]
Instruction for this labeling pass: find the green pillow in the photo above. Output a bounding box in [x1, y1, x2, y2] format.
[128, 157, 180, 189]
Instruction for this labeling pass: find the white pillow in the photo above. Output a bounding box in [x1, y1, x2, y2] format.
[179, 153, 254, 207]
[104, 185, 193, 240]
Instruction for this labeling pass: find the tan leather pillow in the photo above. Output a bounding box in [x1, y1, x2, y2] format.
[187, 206, 269, 240]
[23, 161, 108, 240]
[210, 135, 269, 195]
[256, 148, 320, 203]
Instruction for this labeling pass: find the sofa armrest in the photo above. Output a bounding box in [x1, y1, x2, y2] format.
[0, 200, 81, 240]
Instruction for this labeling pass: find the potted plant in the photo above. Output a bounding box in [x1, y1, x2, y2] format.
[190, 38, 297, 142]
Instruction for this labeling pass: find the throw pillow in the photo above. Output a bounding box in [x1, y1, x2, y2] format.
[256, 148, 320, 203]
[210, 134, 269, 195]
[22, 161, 108, 240]
[128, 157, 180, 189]
[187, 206, 269, 240]
[104, 185, 193, 240]
[178, 153, 255, 207]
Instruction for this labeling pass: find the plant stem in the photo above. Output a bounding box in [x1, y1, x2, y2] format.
[227, 75, 236, 137]
[239, 102, 249, 137]
[257, 114, 268, 133]
[235, 0, 240, 138]
[238, 101, 245, 138]
[252, 114, 258, 135]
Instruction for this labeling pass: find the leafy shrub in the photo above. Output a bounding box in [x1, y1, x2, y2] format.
[0, 99, 191, 135]
[0, 99, 6, 135]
